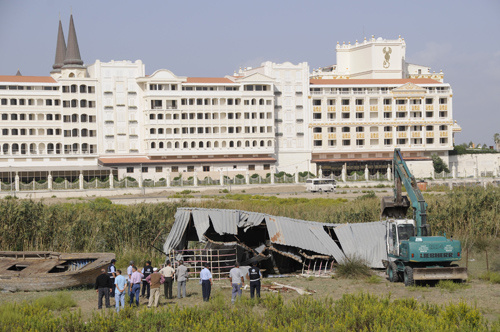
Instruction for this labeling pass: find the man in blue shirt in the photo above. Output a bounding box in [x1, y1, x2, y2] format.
[199, 262, 212, 302]
[114, 270, 128, 313]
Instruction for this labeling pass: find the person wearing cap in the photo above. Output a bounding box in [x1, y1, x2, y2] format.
[229, 262, 244, 304]
[246, 262, 262, 299]
[141, 260, 153, 299]
[95, 268, 113, 309]
[200, 262, 213, 302]
[107, 259, 117, 296]
[176, 260, 189, 299]
[146, 267, 164, 308]
[159, 261, 175, 299]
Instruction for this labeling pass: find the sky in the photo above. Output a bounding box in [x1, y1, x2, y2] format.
[0, 0, 499, 145]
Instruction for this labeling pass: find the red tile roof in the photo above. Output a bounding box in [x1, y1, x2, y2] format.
[185, 77, 234, 84]
[0, 75, 57, 83]
[310, 78, 441, 85]
[99, 156, 276, 165]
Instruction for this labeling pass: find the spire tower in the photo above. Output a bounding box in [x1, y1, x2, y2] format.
[63, 14, 84, 69]
[51, 19, 67, 73]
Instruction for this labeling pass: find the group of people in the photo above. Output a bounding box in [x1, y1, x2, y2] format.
[95, 259, 261, 312]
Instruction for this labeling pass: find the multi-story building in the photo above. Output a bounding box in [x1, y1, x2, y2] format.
[0, 16, 461, 184]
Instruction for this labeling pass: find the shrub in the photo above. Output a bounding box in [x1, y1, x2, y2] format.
[336, 256, 371, 279]
[235, 174, 244, 179]
[436, 280, 469, 292]
[34, 292, 77, 311]
[93, 197, 112, 205]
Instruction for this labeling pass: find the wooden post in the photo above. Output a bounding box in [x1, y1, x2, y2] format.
[486, 249, 489, 273]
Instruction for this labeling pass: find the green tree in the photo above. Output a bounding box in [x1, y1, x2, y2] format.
[432, 154, 450, 173]
[494, 133, 500, 144]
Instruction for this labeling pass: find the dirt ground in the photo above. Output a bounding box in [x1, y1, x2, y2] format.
[35, 184, 395, 205]
[2, 250, 499, 323]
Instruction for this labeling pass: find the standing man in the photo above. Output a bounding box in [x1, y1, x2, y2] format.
[246, 262, 262, 299]
[127, 261, 134, 281]
[129, 266, 143, 307]
[159, 261, 175, 299]
[229, 262, 244, 304]
[146, 267, 165, 308]
[95, 268, 112, 309]
[176, 260, 188, 299]
[107, 259, 117, 295]
[141, 261, 153, 299]
[200, 262, 213, 302]
[114, 270, 128, 313]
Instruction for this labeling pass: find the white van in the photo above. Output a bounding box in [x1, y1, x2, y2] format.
[306, 178, 336, 193]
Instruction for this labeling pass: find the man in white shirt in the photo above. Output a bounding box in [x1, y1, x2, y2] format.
[127, 261, 134, 281]
[229, 262, 244, 304]
[199, 262, 213, 302]
[159, 261, 175, 299]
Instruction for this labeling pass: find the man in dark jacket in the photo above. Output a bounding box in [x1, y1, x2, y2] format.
[95, 268, 113, 309]
[141, 261, 153, 299]
[246, 262, 262, 299]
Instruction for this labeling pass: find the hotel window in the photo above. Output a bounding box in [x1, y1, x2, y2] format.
[187, 166, 195, 172]
[397, 138, 407, 144]
[313, 99, 321, 106]
[342, 127, 350, 133]
[439, 98, 447, 104]
[384, 126, 392, 132]
[426, 138, 434, 144]
[384, 139, 392, 145]
[328, 140, 336, 146]
[439, 125, 447, 130]
[328, 127, 336, 133]
[356, 139, 364, 146]
[313, 140, 322, 146]
[313, 127, 322, 133]
[440, 138, 448, 144]
[396, 100, 406, 105]
[327, 113, 335, 120]
[342, 140, 351, 146]
[248, 165, 255, 171]
[126, 167, 134, 173]
[425, 98, 433, 104]
[384, 112, 391, 118]
[426, 112, 433, 117]
[383, 99, 391, 105]
[341, 99, 350, 105]
[313, 113, 322, 120]
[356, 112, 364, 119]
[171, 166, 179, 172]
[142, 167, 148, 173]
[264, 164, 270, 170]
[426, 125, 434, 131]
[356, 127, 364, 132]
[355, 99, 364, 105]
[203, 166, 210, 172]
[342, 112, 350, 119]
[156, 166, 163, 173]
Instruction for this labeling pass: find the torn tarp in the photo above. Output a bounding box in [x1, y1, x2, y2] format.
[163, 208, 387, 269]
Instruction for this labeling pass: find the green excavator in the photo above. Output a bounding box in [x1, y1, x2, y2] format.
[381, 148, 467, 286]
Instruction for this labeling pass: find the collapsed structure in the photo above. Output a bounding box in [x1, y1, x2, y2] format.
[163, 208, 387, 275]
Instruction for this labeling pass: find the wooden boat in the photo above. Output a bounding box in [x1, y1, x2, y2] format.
[0, 251, 115, 291]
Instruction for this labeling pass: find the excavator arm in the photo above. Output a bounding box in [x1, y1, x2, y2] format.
[381, 149, 429, 236]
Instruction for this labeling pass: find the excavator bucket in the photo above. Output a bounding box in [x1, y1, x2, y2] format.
[381, 196, 410, 219]
[413, 267, 468, 281]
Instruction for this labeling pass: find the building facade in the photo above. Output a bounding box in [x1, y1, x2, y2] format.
[0, 16, 461, 183]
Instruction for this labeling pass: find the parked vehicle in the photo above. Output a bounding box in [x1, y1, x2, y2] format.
[305, 178, 336, 193]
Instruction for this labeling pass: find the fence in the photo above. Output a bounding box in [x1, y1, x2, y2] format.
[167, 247, 237, 281]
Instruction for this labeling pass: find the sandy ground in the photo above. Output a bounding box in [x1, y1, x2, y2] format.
[2, 251, 499, 323]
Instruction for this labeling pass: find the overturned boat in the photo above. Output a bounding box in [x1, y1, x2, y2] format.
[0, 251, 115, 291]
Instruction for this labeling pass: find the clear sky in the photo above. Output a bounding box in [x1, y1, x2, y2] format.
[0, 0, 499, 145]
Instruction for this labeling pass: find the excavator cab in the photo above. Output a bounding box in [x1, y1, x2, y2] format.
[387, 219, 415, 257]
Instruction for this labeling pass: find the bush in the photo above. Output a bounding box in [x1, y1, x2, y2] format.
[235, 174, 244, 179]
[336, 256, 371, 279]
[479, 271, 500, 284]
[34, 292, 77, 311]
[436, 280, 469, 292]
[93, 197, 112, 205]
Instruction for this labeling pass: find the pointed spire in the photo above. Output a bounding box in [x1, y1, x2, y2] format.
[16, 69, 22, 76]
[51, 19, 67, 73]
[63, 14, 84, 68]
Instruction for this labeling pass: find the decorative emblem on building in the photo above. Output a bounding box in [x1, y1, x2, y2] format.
[383, 47, 392, 68]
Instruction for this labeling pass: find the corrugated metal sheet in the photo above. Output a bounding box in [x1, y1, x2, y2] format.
[208, 209, 239, 235]
[333, 221, 387, 268]
[163, 209, 191, 253]
[192, 210, 211, 241]
[265, 216, 340, 257]
[238, 211, 267, 230]
[309, 226, 346, 263]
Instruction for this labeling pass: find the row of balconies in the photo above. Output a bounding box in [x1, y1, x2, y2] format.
[309, 88, 450, 96]
[312, 105, 448, 112]
[312, 131, 450, 140]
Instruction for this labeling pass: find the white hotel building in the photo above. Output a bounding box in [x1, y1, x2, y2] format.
[0, 17, 460, 183]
